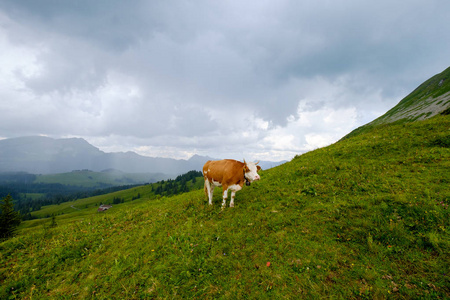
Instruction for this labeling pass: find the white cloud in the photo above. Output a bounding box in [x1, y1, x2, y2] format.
[0, 1, 449, 162]
[260, 103, 358, 160]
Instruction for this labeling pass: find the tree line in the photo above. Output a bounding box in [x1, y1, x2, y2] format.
[0, 170, 203, 221]
[0, 182, 142, 220]
[151, 170, 202, 197]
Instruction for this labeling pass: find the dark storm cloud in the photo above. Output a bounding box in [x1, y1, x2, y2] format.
[1, 0, 449, 160]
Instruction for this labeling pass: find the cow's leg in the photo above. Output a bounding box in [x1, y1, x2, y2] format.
[229, 185, 242, 208]
[204, 179, 209, 200]
[204, 179, 214, 205]
[222, 186, 228, 208]
[230, 191, 236, 207]
[209, 185, 215, 205]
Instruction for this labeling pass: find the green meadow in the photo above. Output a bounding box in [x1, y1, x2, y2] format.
[1, 114, 449, 299]
[27, 171, 203, 220]
[34, 170, 167, 188]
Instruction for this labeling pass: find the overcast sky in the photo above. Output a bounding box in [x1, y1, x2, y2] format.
[1, 1, 449, 161]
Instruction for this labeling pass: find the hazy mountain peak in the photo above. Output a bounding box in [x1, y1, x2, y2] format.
[188, 154, 214, 161]
[0, 137, 285, 174]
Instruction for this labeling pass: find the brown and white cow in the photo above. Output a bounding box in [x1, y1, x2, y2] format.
[203, 159, 261, 208]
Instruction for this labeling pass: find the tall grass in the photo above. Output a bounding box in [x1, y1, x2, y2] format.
[1, 115, 449, 299]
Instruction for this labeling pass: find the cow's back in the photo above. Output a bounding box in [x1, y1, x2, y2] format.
[203, 160, 219, 181]
[203, 159, 244, 183]
[203, 160, 226, 182]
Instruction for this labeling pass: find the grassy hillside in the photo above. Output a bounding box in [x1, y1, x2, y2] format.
[1, 115, 449, 299]
[34, 170, 169, 188]
[346, 66, 450, 139]
[27, 171, 203, 220]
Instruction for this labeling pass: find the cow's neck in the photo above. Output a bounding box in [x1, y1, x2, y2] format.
[244, 169, 251, 186]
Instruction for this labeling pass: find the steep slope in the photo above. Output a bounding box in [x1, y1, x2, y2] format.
[1, 114, 448, 299]
[346, 66, 450, 138]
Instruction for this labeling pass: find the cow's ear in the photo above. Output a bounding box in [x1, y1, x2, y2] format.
[257, 165, 262, 171]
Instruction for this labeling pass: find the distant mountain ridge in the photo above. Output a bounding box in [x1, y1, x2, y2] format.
[345, 66, 450, 139]
[0, 136, 285, 175]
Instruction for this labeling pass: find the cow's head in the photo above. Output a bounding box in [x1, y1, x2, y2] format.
[243, 160, 261, 184]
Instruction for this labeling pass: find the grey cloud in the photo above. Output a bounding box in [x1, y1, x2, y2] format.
[1, 0, 151, 50]
[1, 1, 449, 161]
[18, 46, 108, 95]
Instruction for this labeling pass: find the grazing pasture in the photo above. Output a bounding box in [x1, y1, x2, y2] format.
[1, 115, 449, 299]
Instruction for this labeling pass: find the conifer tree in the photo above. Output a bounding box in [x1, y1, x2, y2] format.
[49, 215, 57, 228]
[0, 195, 22, 239]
